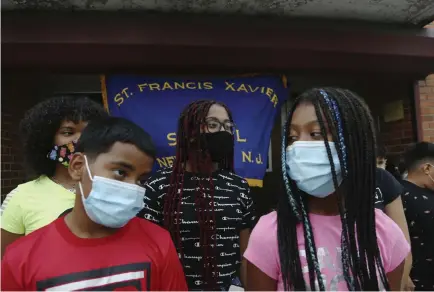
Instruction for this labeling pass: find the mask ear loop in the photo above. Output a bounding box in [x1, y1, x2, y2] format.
[281, 113, 301, 221]
[79, 155, 94, 198]
[425, 163, 434, 183]
[319, 90, 347, 175]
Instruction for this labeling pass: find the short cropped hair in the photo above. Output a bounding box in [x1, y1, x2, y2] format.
[404, 142, 434, 171]
[76, 117, 156, 159]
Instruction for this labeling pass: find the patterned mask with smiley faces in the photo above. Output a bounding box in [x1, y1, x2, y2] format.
[47, 141, 77, 167]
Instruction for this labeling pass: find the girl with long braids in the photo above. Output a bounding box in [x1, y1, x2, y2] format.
[244, 88, 410, 291]
[138, 100, 256, 291]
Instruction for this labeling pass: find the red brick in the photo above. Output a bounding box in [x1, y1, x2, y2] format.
[2, 179, 12, 187]
[388, 145, 405, 153]
[403, 130, 414, 138]
[421, 101, 434, 107]
[1, 74, 37, 199]
[420, 87, 434, 94]
[381, 97, 416, 155]
[11, 163, 22, 171]
[421, 107, 434, 115]
[422, 116, 434, 122]
[423, 129, 434, 137]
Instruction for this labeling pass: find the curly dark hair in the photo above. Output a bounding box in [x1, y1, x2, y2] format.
[19, 96, 108, 178]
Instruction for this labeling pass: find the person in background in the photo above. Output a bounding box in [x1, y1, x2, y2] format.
[400, 142, 434, 291]
[376, 142, 388, 170]
[386, 161, 403, 181]
[244, 88, 410, 291]
[1, 96, 107, 257]
[375, 142, 413, 290]
[376, 141, 402, 180]
[399, 161, 409, 180]
[138, 100, 256, 291]
[1, 117, 187, 291]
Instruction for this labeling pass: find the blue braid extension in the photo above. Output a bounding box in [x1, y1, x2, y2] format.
[319, 89, 347, 174]
[319, 89, 355, 290]
[299, 198, 326, 291]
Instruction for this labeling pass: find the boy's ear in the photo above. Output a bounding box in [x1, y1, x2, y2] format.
[68, 153, 85, 181]
[422, 163, 431, 175]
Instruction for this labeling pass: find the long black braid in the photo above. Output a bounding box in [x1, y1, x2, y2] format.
[278, 88, 390, 291]
[164, 99, 235, 290]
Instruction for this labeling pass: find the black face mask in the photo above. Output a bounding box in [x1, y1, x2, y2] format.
[200, 132, 233, 162]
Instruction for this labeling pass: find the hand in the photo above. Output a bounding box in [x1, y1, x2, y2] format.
[404, 277, 415, 291]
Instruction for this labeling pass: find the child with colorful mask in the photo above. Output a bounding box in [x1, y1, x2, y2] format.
[1, 117, 188, 291]
[1, 96, 107, 257]
[244, 88, 410, 291]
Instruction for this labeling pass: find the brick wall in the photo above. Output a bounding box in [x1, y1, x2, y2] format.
[380, 99, 416, 155]
[1, 74, 42, 200]
[1, 111, 27, 198]
[418, 74, 434, 142]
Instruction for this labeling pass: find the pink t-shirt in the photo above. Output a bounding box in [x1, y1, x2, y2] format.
[244, 209, 410, 291]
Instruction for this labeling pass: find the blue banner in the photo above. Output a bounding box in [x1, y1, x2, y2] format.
[102, 75, 288, 187]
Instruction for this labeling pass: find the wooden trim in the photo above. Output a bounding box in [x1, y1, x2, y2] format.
[3, 13, 433, 58]
[413, 81, 423, 141]
[2, 12, 434, 76]
[100, 75, 109, 114]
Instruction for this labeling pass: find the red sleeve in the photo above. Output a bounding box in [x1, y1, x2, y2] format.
[1, 256, 24, 291]
[160, 241, 188, 291]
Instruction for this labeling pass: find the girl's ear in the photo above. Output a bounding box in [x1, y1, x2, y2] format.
[68, 153, 84, 182]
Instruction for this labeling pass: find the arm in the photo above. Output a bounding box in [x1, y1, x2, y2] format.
[246, 261, 277, 291]
[386, 260, 405, 291]
[1, 189, 25, 258]
[1, 230, 23, 259]
[385, 196, 412, 290]
[378, 204, 411, 292]
[160, 238, 188, 291]
[243, 214, 279, 291]
[377, 169, 412, 290]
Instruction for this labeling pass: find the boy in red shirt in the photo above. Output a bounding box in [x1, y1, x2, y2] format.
[1, 117, 187, 291]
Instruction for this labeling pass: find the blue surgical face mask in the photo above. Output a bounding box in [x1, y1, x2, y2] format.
[79, 156, 145, 228]
[286, 141, 343, 198]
